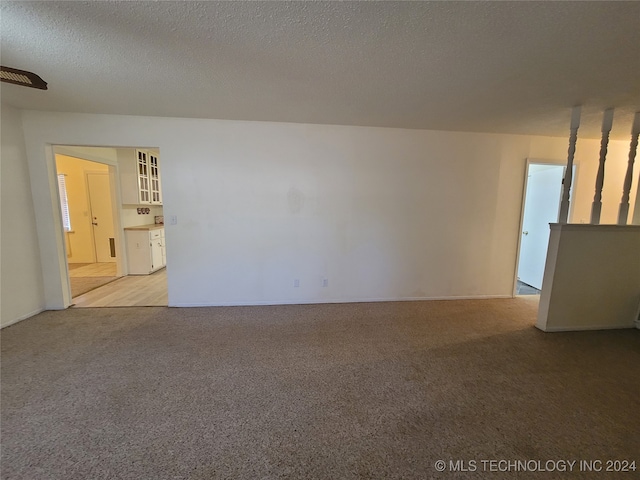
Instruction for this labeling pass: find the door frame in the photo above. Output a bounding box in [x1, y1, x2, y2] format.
[513, 158, 579, 297]
[53, 146, 127, 303]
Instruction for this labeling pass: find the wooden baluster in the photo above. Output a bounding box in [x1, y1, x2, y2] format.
[558, 106, 581, 224]
[617, 112, 640, 225]
[590, 108, 615, 224]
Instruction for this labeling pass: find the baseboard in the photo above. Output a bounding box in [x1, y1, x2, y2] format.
[537, 323, 637, 332]
[169, 294, 513, 308]
[1, 308, 45, 329]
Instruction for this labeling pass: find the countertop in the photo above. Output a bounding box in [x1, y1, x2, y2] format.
[124, 224, 165, 231]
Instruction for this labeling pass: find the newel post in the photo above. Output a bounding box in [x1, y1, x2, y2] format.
[590, 108, 615, 224]
[558, 106, 581, 224]
[617, 112, 640, 225]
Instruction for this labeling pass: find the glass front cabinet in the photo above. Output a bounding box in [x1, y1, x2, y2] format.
[118, 148, 162, 205]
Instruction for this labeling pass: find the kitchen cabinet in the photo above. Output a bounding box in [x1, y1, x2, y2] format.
[117, 148, 162, 205]
[125, 226, 166, 274]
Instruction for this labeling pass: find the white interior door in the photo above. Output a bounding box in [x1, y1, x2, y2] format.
[517, 164, 565, 290]
[87, 173, 116, 263]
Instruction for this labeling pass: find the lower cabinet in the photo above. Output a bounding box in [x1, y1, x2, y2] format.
[125, 227, 166, 274]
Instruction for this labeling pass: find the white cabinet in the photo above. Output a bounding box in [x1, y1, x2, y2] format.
[117, 148, 162, 205]
[125, 227, 166, 274]
[149, 152, 162, 204]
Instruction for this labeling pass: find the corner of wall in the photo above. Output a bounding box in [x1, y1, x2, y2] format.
[1, 104, 46, 327]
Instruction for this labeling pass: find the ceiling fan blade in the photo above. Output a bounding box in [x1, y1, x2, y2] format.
[0, 66, 48, 90]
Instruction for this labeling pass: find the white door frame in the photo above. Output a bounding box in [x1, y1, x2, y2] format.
[53, 146, 127, 303]
[513, 158, 579, 297]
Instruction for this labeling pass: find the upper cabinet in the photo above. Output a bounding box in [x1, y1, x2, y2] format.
[117, 148, 162, 205]
[149, 152, 162, 204]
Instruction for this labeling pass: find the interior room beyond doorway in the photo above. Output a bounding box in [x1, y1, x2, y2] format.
[55, 155, 119, 298]
[54, 147, 168, 307]
[516, 162, 570, 296]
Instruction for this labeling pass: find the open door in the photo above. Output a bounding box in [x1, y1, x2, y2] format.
[517, 164, 565, 291]
[87, 173, 116, 263]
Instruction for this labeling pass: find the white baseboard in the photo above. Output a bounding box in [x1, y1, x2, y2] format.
[1, 308, 45, 329]
[537, 323, 636, 333]
[169, 294, 512, 308]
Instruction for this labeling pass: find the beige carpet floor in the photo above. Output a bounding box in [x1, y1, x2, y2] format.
[2, 298, 639, 479]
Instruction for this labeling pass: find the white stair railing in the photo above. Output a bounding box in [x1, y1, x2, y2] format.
[558, 106, 581, 224]
[590, 108, 615, 224]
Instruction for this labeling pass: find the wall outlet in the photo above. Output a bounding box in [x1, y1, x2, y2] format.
[322, 278, 328, 287]
[169, 215, 177, 225]
[294, 279, 300, 288]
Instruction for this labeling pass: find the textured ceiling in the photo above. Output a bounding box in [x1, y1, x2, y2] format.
[1, 1, 639, 139]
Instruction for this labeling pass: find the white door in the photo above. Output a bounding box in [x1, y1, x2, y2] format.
[517, 164, 565, 290]
[87, 173, 116, 263]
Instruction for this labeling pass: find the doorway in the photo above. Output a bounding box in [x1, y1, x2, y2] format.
[516, 162, 572, 295]
[55, 155, 120, 298]
[54, 146, 168, 307]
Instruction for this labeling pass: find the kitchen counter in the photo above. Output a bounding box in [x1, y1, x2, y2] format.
[124, 224, 165, 231]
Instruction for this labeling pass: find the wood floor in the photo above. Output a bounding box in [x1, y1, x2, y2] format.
[71, 268, 167, 307]
[68, 262, 119, 298]
[68, 262, 117, 277]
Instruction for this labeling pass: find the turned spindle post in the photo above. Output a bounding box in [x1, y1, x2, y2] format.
[590, 108, 615, 224]
[617, 112, 640, 225]
[558, 106, 581, 224]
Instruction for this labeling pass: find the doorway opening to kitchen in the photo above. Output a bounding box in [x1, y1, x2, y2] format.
[54, 146, 168, 307]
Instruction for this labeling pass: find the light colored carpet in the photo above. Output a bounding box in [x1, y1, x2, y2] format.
[2, 298, 639, 479]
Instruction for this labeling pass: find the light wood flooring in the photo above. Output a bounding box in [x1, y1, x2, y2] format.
[68, 262, 118, 297]
[68, 262, 117, 277]
[72, 268, 167, 307]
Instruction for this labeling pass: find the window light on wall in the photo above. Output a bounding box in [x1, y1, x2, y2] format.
[57, 174, 71, 232]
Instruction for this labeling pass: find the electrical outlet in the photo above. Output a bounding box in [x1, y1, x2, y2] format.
[294, 279, 300, 288]
[322, 278, 328, 288]
[170, 215, 177, 225]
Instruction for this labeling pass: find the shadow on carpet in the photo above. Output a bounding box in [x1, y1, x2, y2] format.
[70, 276, 117, 298]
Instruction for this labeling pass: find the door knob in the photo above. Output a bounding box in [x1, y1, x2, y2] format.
[522, 231, 529, 235]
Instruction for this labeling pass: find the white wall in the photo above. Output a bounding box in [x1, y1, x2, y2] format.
[1, 105, 45, 326]
[635, 184, 640, 225]
[537, 224, 640, 331]
[17, 111, 637, 309]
